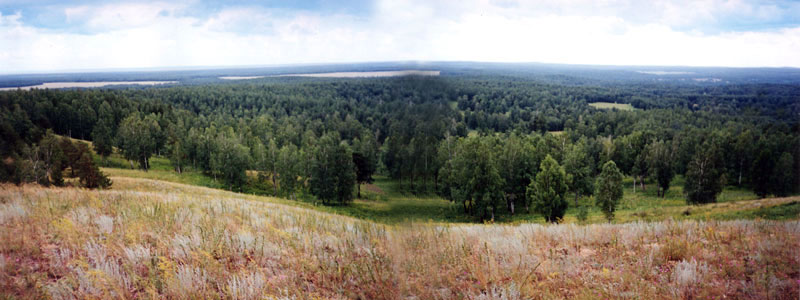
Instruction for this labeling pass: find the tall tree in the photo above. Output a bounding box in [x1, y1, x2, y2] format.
[685, 140, 726, 204]
[91, 101, 115, 163]
[18, 144, 46, 185]
[771, 152, 795, 197]
[209, 129, 251, 190]
[750, 140, 775, 198]
[646, 140, 675, 198]
[167, 121, 189, 174]
[266, 138, 279, 194]
[352, 131, 378, 198]
[310, 132, 356, 205]
[495, 133, 539, 214]
[117, 113, 162, 170]
[596, 160, 624, 221]
[527, 155, 568, 223]
[438, 136, 505, 221]
[564, 138, 595, 205]
[631, 153, 648, 193]
[732, 130, 754, 186]
[39, 130, 66, 186]
[59, 137, 80, 177]
[276, 144, 301, 199]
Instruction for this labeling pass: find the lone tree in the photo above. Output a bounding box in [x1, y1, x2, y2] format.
[596, 160, 623, 221]
[527, 155, 568, 223]
[684, 140, 725, 204]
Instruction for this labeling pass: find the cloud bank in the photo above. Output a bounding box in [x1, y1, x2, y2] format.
[0, 0, 799, 73]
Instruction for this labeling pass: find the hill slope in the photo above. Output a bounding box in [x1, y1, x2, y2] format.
[1, 178, 799, 299]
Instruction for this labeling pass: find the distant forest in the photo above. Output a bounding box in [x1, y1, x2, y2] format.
[1, 70, 799, 221]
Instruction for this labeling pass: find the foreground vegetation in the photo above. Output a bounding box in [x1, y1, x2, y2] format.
[1, 180, 798, 299]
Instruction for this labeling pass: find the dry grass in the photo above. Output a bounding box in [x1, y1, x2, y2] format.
[1, 179, 798, 299]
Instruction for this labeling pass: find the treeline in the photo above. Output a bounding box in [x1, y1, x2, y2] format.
[1, 75, 798, 220]
[436, 127, 798, 221]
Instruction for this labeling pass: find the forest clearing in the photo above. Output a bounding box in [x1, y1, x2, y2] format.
[587, 102, 636, 111]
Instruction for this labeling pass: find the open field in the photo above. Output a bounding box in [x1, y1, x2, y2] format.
[0, 81, 176, 91]
[276, 70, 440, 78]
[1, 180, 798, 299]
[588, 102, 636, 110]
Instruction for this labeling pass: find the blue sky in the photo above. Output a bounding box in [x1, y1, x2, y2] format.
[1, 0, 799, 73]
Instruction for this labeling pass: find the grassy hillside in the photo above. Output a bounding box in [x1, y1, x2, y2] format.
[1, 179, 798, 298]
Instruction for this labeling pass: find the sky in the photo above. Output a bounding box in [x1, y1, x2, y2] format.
[0, 0, 799, 73]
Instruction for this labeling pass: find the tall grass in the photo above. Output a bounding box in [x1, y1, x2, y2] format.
[1, 180, 798, 299]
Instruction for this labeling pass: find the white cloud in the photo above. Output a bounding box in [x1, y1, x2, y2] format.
[0, 0, 799, 73]
[63, 2, 186, 31]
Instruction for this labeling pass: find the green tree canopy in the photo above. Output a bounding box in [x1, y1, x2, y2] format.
[564, 137, 595, 205]
[596, 160, 624, 221]
[117, 113, 162, 170]
[310, 132, 356, 205]
[527, 155, 568, 223]
[495, 133, 540, 215]
[771, 152, 795, 197]
[91, 101, 115, 162]
[209, 128, 251, 190]
[277, 144, 301, 199]
[685, 139, 726, 204]
[352, 130, 379, 198]
[437, 136, 505, 221]
[646, 140, 675, 198]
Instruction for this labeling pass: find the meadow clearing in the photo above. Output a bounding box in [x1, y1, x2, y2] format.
[1, 178, 798, 299]
[587, 102, 636, 111]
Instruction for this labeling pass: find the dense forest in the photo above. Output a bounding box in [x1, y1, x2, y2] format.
[1, 71, 798, 221]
